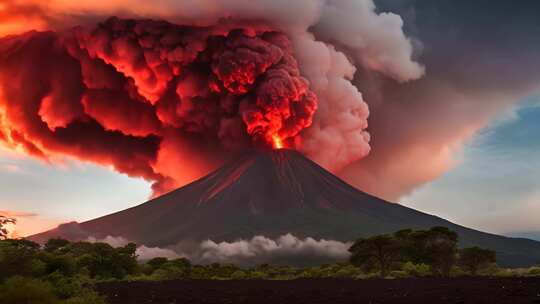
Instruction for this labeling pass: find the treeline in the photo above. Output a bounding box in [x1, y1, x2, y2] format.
[349, 227, 497, 277]
[1, 226, 540, 303]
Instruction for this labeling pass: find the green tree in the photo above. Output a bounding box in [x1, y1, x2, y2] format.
[68, 242, 138, 279]
[151, 258, 192, 280]
[459, 246, 496, 275]
[349, 234, 401, 277]
[421, 227, 458, 277]
[0, 239, 44, 281]
[146, 257, 169, 269]
[0, 276, 58, 304]
[0, 215, 16, 240]
[44, 238, 71, 253]
[394, 227, 458, 277]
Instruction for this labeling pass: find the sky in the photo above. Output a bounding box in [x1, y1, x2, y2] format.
[0, 0, 539, 239]
[403, 98, 540, 238]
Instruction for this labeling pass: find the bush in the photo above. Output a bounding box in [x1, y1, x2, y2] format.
[249, 271, 268, 279]
[401, 262, 431, 277]
[332, 265, 362, 279]
[458, 247, 496, 275]
[449, 266, 467, 277]
[356, 272, 380, 280]
[231, 270, 247, 280]
[144, 257, 169, 274]
[477, 263, 501, 276]
[151, 266, 189, 281]
[527, 266, 540, 277]
[0, 239, 44, 280]
[387, 270, 409, 279]
[0, 276, 59, 304]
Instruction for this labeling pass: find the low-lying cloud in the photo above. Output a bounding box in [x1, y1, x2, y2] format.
[87, 234, 351, 266]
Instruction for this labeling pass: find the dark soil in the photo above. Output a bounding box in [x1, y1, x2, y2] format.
[98, 278, 540, 304]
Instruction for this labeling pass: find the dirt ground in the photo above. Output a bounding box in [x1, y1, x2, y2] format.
[98, 278, 540, 304]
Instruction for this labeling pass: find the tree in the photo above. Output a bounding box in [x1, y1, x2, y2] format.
[393, 227, 459, 277]
[69, 242, 139, 279]
[0, 239, 44, 280]
[349, 234, 401, 277]
[0, 276, 58, 304]
[44, 238, 70, 253]
[421, 227, 458, 277]
[0, 215, 16, 240]
[459, 247, 496, 275]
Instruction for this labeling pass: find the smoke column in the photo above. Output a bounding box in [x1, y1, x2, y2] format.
[0, 0, 423, 195]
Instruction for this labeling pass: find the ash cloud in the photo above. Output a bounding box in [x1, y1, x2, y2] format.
[0, 0, 422, 196]
[339, 0, 540, 200]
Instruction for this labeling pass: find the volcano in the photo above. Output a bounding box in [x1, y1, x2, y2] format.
[32, 149, 540, 267]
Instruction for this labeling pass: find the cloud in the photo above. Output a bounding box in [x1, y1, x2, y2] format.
[86, 235, 182, 260]
[1, 163, 21, 173]
[196, 234, 351, 265]
[402, 110, 540, 234]
[0, 0, 50, 36]
[0, 0, 422, 196]
[338, 1, 540, 201]
[0, 210, 37, 218]
[87, 234, 351, 266]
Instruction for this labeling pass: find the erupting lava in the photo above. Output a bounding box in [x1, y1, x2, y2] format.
[0, 17, 317, 193]
[272, 134, 284, 149]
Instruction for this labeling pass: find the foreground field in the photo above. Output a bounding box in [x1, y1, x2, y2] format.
[98, 278, 540, 304]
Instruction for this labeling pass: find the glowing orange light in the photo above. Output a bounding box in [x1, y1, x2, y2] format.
[272, 134, 284, 149]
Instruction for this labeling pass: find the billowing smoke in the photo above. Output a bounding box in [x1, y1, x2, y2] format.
[0, 0, 422, 195]
[195, 234, 351, 266]
[0, 18, 318, 193]
[87, 234, 351, 266]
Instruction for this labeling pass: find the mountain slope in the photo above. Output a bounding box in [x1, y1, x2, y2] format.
[31, 149, 540, 267]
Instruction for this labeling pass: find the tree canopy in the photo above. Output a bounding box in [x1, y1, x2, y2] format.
[349, 227, 461, 277]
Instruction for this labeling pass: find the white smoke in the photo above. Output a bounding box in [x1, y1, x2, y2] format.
[86, 236, 183, 260]
[17, 0, 423, 176]
[86, 234, 351, 265]
[197, 234, 351, 264]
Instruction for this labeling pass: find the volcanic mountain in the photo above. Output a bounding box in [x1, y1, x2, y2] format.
[32, 149, 540, 267]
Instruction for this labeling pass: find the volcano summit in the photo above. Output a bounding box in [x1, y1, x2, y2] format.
[32, 149, 540, 267]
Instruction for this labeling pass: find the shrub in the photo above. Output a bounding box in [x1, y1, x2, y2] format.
[0, 276, 58, 304]
[356, 272, 380, 280]
[231, 270, 247, 280]
[527, 266, 540, 277]
[332, 265, 362, 279]
[145, 257, 169, 274]
[151, 266, 189, 281]
[458, 247, 497, 275]
[388, 270, 409, 279]
[249, 271, 268, 279]
[401, 262, 431, 277]
[449, 266, 467, 277]
[477, 263, 501, 276]
[0, 239, 44, 280]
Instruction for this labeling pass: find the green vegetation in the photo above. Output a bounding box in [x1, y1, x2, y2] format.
[349, 227, 460, 277]
[1, 225, 539, 303]
[0, 238, 128, 303]
[458, 246, 497, 275]
[347, 227, 511, 278]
